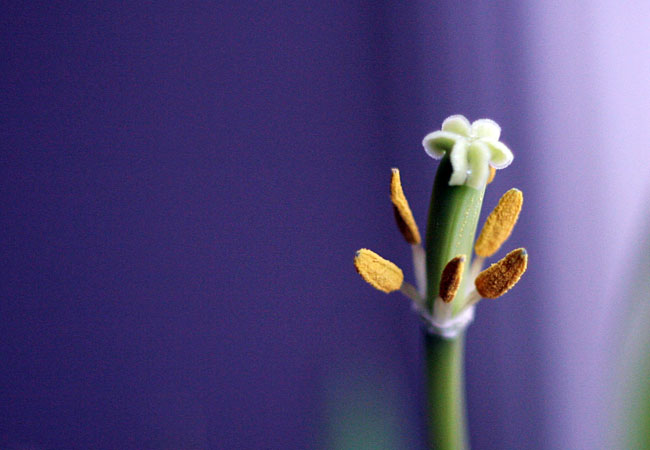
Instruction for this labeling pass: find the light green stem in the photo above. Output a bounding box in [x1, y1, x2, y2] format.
[424, 154, 485, 449]
[425, 333, 468, 450]
[425, 155, 484, 314]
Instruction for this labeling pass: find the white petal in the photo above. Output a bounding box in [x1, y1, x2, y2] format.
[466, 141, 491, 189]
[442, 115, 471, 137]
[449, 139, 468, 185]
[484, 140, 514, 169]
[471, 119, 501, 140]
[422, 130, 458, 159]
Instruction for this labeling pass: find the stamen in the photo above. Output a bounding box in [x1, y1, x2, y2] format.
[400, 282, 424, 306]
[433, 296, 453, 322]
[354, 248, 404, 293]
[468, 256, 484, 289]
[474, 248, 528, 298]
[487, 166, 496, 184]
[411, 244, 427, 296]
[474, 188, 523, 257]
[391, 168, 422, 245]
[439, 255, 465, 303]
[462, 289, 482, 309]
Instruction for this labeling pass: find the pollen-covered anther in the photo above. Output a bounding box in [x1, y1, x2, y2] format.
[354, 248, 404, 293]
[439, 255, 465, 303]
[475, 188, 523, 258]
[390, 168, 421, 245]
[487, 166, 496, 184]
[475, 248, 528, 299]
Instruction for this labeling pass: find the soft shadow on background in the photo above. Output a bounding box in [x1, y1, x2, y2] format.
[2, 2, 650, 449]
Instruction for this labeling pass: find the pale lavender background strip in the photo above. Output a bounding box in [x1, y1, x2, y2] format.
[526, 1, 650, 448]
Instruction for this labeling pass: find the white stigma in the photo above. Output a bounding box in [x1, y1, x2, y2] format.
[422, 115, 514, 189]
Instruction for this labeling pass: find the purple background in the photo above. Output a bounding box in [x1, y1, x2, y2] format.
[3, 1, 650, 449]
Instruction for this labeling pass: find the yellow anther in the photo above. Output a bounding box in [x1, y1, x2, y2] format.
[475, 248, 527, 299]
[487, 166, 496, 184]
[354, 248, 404, 293]
[390, 168, 421, 245]
[475, 188, 523, 257]
[439, 255, 465, 303]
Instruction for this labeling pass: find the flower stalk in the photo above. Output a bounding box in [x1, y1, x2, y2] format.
[425, 333, 468, 450]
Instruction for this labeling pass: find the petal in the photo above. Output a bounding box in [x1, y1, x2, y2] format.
[448, 139, 468, 185]
[484, 140, 514, 169]
[422, 130, 458, 159]
[471, 119, 501, 140]
[442, 115, 471, 137]
[466, 141, 491, 189]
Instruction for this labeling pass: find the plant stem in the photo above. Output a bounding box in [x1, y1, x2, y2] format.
[423, 154, 484, 449]
[425, 155, 484, 315]
[425, 333, 468, 450]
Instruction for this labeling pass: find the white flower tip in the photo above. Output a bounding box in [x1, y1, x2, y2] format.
[471, 118, 501, 140]
[442, 115, 471, 136]
[466, 142, 491, 189]
[423, 115, 514, 189]
[448, 140, 468, 185]
[490, 158, 513, 170]
[422, 130, 456, 159]
[486, 141, 514, 169]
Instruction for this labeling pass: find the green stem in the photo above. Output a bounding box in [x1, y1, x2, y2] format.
[423, 154, 485, 449]
[425, 155, 485, 314]
[425, 333, 468, 450]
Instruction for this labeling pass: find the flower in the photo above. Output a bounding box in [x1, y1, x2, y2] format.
[422, 115, 514, 189]
[354, 115, 527, 339]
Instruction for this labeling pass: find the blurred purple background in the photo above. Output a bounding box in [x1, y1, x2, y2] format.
[2, 1, 650, 449]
